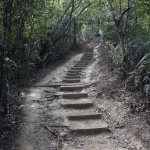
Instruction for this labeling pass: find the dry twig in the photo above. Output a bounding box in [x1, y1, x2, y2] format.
[43, 125, 63, 150]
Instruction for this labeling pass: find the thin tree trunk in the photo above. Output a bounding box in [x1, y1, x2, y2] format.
[118, 30, 125, 58]
[107, 0, 130, 62]
[120, 0, 122, 12]
[0, 40, 5, 106]
[73, 19, 77, 48]
[0, 1, 7, 109]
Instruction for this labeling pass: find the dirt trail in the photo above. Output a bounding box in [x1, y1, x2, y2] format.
[16, 41, 149, 150]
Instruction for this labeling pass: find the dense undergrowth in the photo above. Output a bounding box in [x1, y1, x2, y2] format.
[0, 0, 93, 113]
[101, 0, 150, 110]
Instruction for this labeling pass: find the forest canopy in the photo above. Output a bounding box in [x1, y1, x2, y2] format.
[1, 0, 150, 113]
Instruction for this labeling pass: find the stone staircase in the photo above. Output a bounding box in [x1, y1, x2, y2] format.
[58, 49, 110, 135]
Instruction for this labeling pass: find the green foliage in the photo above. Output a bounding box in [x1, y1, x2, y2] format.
[0, 0, 92, 112]
[106, 42, 122, 67]
[136, 53, 150, 69]
[90, 0, 150, 103]
[103, 24, 119, 46]
[1, 0, 150, 111]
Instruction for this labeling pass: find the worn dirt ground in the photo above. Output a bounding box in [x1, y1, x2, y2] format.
[12, 40, 150, 150]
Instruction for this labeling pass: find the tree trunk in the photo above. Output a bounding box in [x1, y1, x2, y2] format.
[118, 30, 125, 59]
[107, 0, 130, 62]
[73, 18, 77, 48]
[0, 1, 7, 110]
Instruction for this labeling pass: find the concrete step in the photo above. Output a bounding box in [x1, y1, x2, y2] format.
[76, 63, 88, 66]
[68, 70, 81, 73]
[78, 61, 90, 63]
[60, 86, 84, 92]
[80, 58, 92, 61]
[83, 56, 92, 59]
[64, 76, 80, 79]
[75, 65, 87, 67]
[35, 84, 62, 88]
[70, 127, 110, 134]
[74, 64, 87, 67]
[83, 55, 93, 57]
[62, 79, 80, 83]
[74, 63, 88, 68]
[67, 113, 102, 120]
[84, 52, 93, 55]
[71, 67, 84, 70]
[83, 54, 93, 57]
[69, 120, 110, 134]
[62, 92, 88, 99]
[67, 72, 81, 76]
[61, 101, 93, 108]
[79, 60, 91, 62]
[82, 54, 93, 58]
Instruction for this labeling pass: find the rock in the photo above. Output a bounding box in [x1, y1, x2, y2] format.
[60, 132, 67, 138]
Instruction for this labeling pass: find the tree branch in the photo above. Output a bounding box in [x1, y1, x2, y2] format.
[49, 0, 73, 39]
[52, 2, 91, 45]
[116, 7, 131, 26]
[76, 3, 91, 18]
[74, 0, 82, 11]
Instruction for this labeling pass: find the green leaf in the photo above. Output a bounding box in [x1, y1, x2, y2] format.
[136, 53, 150, 69]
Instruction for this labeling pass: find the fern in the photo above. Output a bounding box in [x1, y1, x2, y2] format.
[136, 53, 150, 69]
[106, 42, 122, 67]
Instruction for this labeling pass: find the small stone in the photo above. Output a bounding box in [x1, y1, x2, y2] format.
[55, 120, 59, 123]
[60, 132, 67, 138]
[76, 144, 82, 148]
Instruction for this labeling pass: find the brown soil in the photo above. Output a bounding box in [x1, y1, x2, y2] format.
[0, 40, 150, 150]
[92, 43, 150, 149]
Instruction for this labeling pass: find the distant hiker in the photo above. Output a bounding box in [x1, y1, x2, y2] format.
[96, 32, 101, 42]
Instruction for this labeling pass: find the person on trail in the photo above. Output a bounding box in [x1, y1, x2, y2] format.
[96, 32, 101, 42]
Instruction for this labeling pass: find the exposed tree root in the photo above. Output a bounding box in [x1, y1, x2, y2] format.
[43, 125, 63, 150]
